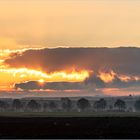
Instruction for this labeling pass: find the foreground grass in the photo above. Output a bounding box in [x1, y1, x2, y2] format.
[0, 111, 139, 117]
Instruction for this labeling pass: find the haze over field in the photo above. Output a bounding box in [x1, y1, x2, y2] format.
[0, 0, 140, 97]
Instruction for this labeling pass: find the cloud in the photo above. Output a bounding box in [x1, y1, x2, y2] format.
[4, 47, 140, 92]
[15, 81, 87, 91]
[4, 47, 140, 75]
[84, 74, 105, 88]
[109, 76, 140, 88]
[15, 73, 140, 91]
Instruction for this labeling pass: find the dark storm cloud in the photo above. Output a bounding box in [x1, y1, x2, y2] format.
[85, 74, 140, 89]
[4, 47, 140, 75]
[15, 75, 140, 91]
[15, 75, 105, 91]
[108, 76, 140, 88]
[7, 47, 140, 91]
[84, 74, 105, 88]
[15, 81, 87, 91]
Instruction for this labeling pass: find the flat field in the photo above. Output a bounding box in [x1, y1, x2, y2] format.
[0, 112, 139, 138]
[0, 111, 139, 117]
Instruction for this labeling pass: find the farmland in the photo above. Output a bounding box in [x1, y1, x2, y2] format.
[0, 115, 139, 138]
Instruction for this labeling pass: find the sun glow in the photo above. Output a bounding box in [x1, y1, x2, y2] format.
[0, 50, 91, 90]
[0, 67, 90, 90]
[1, 48, 140, 94]
[38, 79, 45, 83]
[98, 70, 140, 84]
[99, 71, 116, 83]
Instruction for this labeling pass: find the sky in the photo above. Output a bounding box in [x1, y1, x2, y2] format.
[0, 0, 140, 97]
[0, 0, 140, 48]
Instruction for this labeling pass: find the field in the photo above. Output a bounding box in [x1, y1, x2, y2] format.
[0, 112, 139, 138]
[0, 111, 140, 117]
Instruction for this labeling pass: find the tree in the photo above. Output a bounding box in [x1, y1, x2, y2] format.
[114, 99, 126, 111]
[43, 102, 49, 112]
[26, 100, 41, 111]
[94, 98, 107, 110]
[134, 99, 140, 111]
[48, 101, 57, 111]
[12, 99, 23, 111]
[109, 105, 113, 110]
[77, 98, 90, 111]
[61, 97, 72, 111]
[0, 100, 9, 111]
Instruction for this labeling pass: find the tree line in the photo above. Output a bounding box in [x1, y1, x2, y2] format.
[0, 98, 140, 112]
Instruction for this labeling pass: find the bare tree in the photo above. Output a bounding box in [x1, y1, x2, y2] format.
[43, 102, 49, 112]
[0, 100, 9, 112]
[94, 98, 107, 111]
[134, 99, 140, 111]
[61, 97, 72, 111]
[114, 99, 126, 111]
[48, 101, 57, 111]
[12, 99, 23, 111]
[26, 100, 41, 111]
[77, 98, 90, 111]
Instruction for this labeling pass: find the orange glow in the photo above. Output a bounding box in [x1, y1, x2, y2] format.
[119, 75, 140, 82]
[0, 49, 90, 90]
[38, 79, 45, 83]
[38, 79, 45, 87]
[1, 48, 140, 96]
[0, 67, 90, 90]
[98, 70, 116, 83]
[98, 70, 140, 83]
[118, 75, 132, 82]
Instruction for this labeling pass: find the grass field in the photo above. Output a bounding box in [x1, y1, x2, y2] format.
[0, 111, 139, 117]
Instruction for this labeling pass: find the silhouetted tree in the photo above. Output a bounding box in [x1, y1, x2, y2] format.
[43, 102, 49, 112]
[48, 101, 57, 111]
[109, 105, 113, 110]
[0, 100, 9, 111]
[114, 99, 126, 111]
[127, 107, 133, 112]
[61, 97, 72, 111]
[77, 98, 90, 111]
[12, 99, 23, 111]
[26, 100, 41, 111]
[134, 99, 140, 111]
[94, 98, 107, 110]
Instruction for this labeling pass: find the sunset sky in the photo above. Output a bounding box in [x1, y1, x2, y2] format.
[0, 0, 140, 48]
[0, 0, 140, 97]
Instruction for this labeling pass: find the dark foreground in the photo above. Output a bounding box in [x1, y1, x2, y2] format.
[0, 116, 140, 138]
